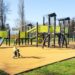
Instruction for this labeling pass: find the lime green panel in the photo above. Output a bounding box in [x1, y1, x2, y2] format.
[38, 25, 54, 33]
[50, 26, 54, 33]
[27, 25, 61, 33]
[38, 26, 48, 33]
[0, 32, 3, 37]
[65, 27, 68, 33]
[56, 26, 60, 33]
[20, 32, 27, 38]
[0, 31, 8, 38]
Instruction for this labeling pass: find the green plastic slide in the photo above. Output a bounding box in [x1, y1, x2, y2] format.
[0, 37, 4, 46]
[27, 27, 36, 33]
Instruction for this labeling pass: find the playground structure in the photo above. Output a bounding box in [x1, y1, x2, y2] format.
[15, 13, 70, 48]
[0, 12, 75, 48]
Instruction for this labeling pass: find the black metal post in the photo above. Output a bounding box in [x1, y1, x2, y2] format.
[9, 30, 10, 46]
[22, 38, 23, 45]
[68, 19, 70, 44]
[48, 15, 50, 47]
[43, 17, 45, 25]
[31, 25, 33, 45]
[28, 27, 30, 45]
[59, 20, 62, 47]
[59, 21, 61, 33]
[54, 15, 56, 48]
[63, 19, 65, 35]
[19, 31, 20, 46]
[25, 26, 26, 45]
[31, 39, 32, 45]
[36, 22, 38, 47]
[6, 38, 7, 45]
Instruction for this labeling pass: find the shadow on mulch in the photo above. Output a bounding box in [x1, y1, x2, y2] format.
[13, 56, 44, 59]
[0, 47, 13, 49]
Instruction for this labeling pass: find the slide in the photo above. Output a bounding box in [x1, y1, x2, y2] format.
[27, 27, 36, 33]
[0, 37, 4, 46]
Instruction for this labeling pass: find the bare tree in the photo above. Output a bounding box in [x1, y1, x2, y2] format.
[18, 0, 25, 31]
[0, 0, 8, 30]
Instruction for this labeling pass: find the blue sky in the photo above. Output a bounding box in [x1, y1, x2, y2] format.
[5, 0, 75, 28]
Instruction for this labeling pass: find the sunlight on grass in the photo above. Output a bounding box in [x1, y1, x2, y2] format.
[18, 58, 75, 75]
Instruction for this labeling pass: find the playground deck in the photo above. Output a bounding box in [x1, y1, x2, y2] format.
[0, 43, 75, 75]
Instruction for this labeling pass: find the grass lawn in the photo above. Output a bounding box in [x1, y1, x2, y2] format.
[18, 58, 75, 75]
[0, 70, 9, 75]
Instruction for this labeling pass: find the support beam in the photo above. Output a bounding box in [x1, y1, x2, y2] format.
[19, 31, 20, 46]
[48, 13, 56, 17]
[31, 25, 33, 45]
[68, 19, 70, 44]
[25, 26, 26, 45]
[28, 27, 30, 45]
[31, 39, 32, 45]
[6, 38, 7, 45]
[48, 15, 51, 47]
[36, 22, 38, 47]
[59, 21, 61, 33]
[54, 15, 56, 48]
[63, 19, 65, 35]
[43, 17, 45, 25]
[9, 30, 10, 46]
[22, 39, 23, 45]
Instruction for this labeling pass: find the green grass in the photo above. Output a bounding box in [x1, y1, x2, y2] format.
[2, 38, 73, 45]
[0, 70, 9, 75]
[17, 58, 75, 75]
[3, 39, 14, 44]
